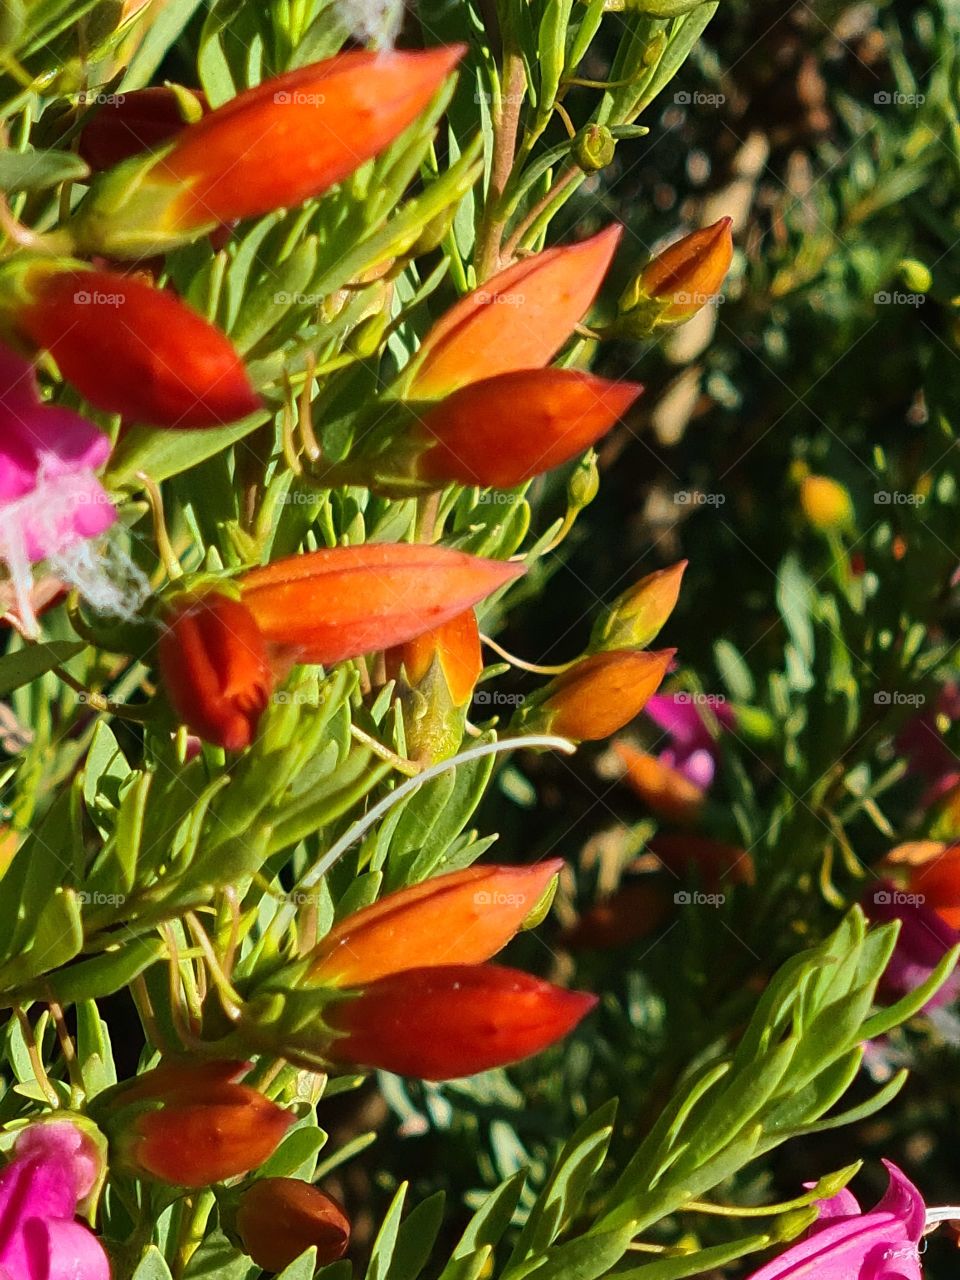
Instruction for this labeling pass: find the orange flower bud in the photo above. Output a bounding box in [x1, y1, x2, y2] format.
[384, 610, 483, 761]
[384, 608, 482, 707]
[525, 649, 674, 742]
[404, 226, 621, 399]
[617, 218, 733, 334]
[237, 1179, 351, 1272]
[561, 882, 670, 949]
[71, 50, 463, 257]
[415, 369, 642, 489]
[240, 544, 522, 665]
[107, 1059, 293, 1187]
[15, 267, 260, 427]
[590, 561, 686, 651]
[325, 964, 596, 1080]
[309, 859, 563, 985]
[615, 741, 705, 823]
[159, 593, 274, 751]
[78, 86, 208, 172]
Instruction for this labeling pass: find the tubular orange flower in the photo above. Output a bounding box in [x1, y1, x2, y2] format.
[72, 49, 464, 257]
[615, 741, 705, 823]
[590, 561, 687, 651]
[14, 267, 261, 427]
[525, 649, 674, 742]
[309, 859, 563, 985]
[158, 592, 275, 751]
[404, 225, 622, 399]
[107, 1060, 293, 1187]
[325, 964, 596, 1080]
[78, 86, 208, 171]
[240, 544, 522, 664]
[237, 1179, 351, 1272]
[384, 608, 482, 707]
[415, 369, 642, 489]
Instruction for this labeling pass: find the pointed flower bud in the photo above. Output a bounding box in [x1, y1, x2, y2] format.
[520, 649, 674, 742]
[71, 49, 464, 258]
[615, 741, 705, 823]
[799, 474, 853, 532]
[240, 544, 522, 665]
[105, 1059, 293, 1187]
[384, 609, 483, 762]
[325, 964, 596, 1080]
[590, 561, 686, 651]
[412, 369, 642, 489]
[616, 217, 733, 336]
[11, 265, 260, 427]
[77, 85, 208, 172]
[158, 592, 275, 751]
[403, 225, 621, 399]
[310, 859, 564, 985]
[385, 609, 482, 707]
[237, 1179, 351, 1272]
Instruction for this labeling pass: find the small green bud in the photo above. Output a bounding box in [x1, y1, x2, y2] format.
[898, 258, 932, 294]
[769, 1206, 819, 1243]
[574, 125, 616, 173]
[568, 450, 600, 510]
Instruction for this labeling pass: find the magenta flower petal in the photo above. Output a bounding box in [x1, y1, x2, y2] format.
[0, 1122, 108, 1280]
[867, 884, 960, 1010]
[743, 1163, 925, 1280]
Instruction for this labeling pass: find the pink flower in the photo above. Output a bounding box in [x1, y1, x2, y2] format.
[744, 1161, 924, 1280]
[0, 1120, 110, 1280]
[0, 344, 116, 631]
[644, 693, 735, 790]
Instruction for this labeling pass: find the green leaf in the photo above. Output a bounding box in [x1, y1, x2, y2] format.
[132, 1246, 175, 1280]
[104, 410, 270, 489]
[7, 935, 165, 1004]
[0, 147, 89, 192]
[613, 1232, 774, 1280]
[0, 642, 84, 697]
[387, 1191, 446, 1280]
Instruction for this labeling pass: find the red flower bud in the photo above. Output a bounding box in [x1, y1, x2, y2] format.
[16, 267, 260, 427]
[530, 649, 674, 742]
[415, 369, 642, 489]
[159, 592, 274, 750]
[237, 1179, 351, 1272]
[886, 841, 960, 929]
[310, 859, 563, 985]
[109, 1059, 293, 1186]
[405, 226, 621, 399]
[78, 86, 208, 171]
[240, 544, 522, 665]
[384, 608, 482, 706]
[326, 964, 596, 1080]
[72, 50, 463, 256]
[615, 741, 705, 823]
